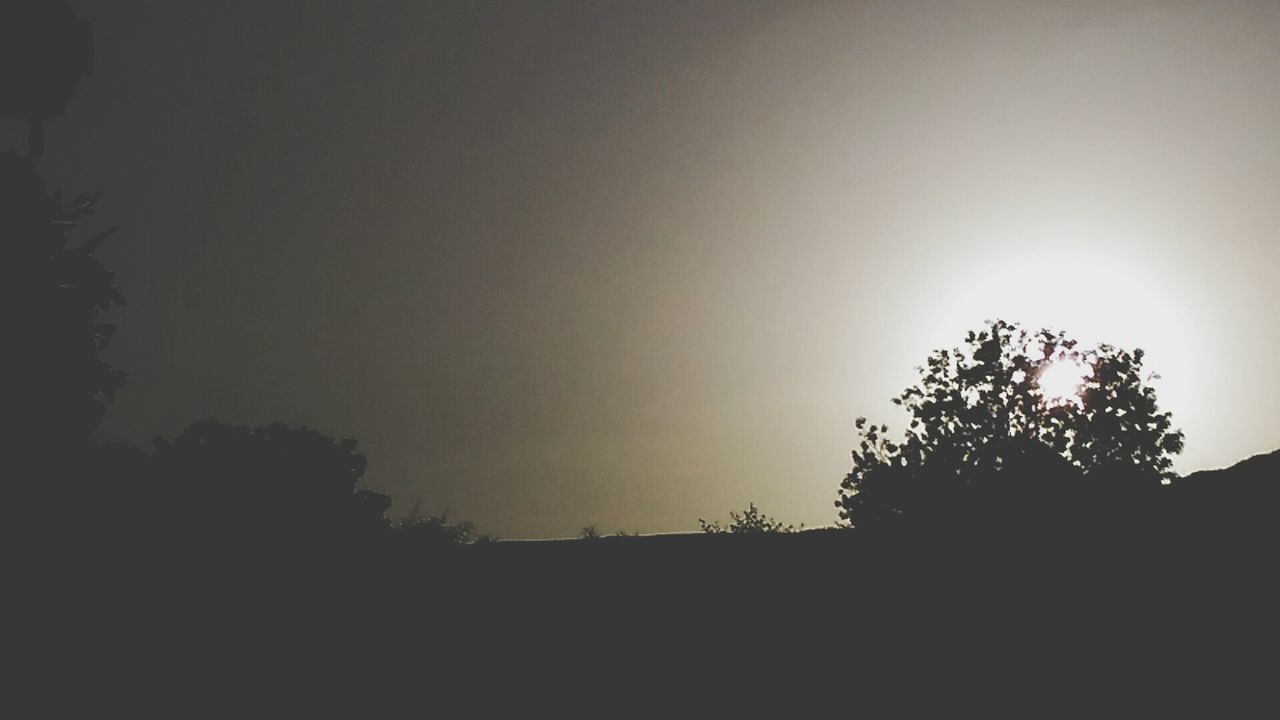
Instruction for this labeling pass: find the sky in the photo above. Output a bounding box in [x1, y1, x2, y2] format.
[21, 0, 1280, 538]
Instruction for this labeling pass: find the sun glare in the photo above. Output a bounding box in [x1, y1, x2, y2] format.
[1037, 359, 1092, 407]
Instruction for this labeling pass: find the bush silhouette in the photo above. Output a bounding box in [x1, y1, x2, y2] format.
[152, 419, 391, 556]
[837, 320, 1184, 530]
[699, 502, 798, 534]
[392, 506, 490, 549]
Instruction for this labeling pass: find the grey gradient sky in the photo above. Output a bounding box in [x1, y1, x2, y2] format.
[25, 0, 1280, 537]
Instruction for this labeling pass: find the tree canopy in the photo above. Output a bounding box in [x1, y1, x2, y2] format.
[837, 320, 1184, 529]
[152, 419, 392, 552]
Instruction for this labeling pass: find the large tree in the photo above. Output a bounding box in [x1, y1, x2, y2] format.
[837, 320, 1184, 528]
[1, 154, 124, 460]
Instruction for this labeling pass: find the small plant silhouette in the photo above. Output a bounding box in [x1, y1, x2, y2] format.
[699, 503, 798, 534]
[393, 505, 487, 547]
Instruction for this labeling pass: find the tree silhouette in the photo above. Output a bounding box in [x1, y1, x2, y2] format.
[837, 320, 1184, 529]
[1, 154, 124, 461]
[152, 419, 391, 555]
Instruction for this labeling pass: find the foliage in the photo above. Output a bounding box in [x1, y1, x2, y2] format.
[152, 419, 391, 548]
[837, 320, 1184, 528]
[699, 503, 799, 534]
[579, 525, 601, 540]
[2, 155, 125, 456]
[393, 505, 491, 547]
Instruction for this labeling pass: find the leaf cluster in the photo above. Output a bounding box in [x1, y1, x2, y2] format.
[837, 320, 1184, 527]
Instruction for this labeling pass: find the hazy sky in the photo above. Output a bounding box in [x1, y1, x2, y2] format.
[27, 0, 1280, 537]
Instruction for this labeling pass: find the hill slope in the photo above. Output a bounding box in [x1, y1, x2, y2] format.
[1179, 447, 1280, 486]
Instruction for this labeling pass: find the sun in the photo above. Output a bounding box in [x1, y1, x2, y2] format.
[1037, 359, 1092, 407]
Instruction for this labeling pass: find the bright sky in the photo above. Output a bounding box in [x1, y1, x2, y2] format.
[33, 0, 1280, 537]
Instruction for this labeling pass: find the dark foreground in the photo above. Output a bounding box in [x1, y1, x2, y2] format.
[15, 496, 1280, 713]
[7, 449, 1277, 714]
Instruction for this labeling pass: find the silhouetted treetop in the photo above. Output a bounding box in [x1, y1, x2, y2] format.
[152, 419, 390, 550]
[838, 320, 1184, 528]
[700, 502, 798, 534]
